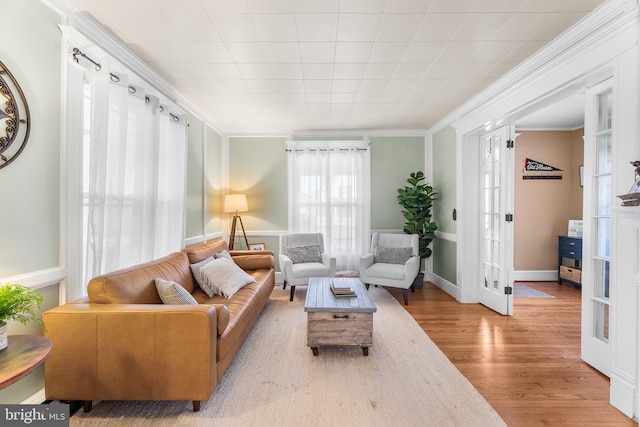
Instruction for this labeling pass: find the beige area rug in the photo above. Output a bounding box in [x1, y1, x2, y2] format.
[70, 286, 505, 427]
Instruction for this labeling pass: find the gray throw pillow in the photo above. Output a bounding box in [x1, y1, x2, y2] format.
[375, 247, 413, 264]
[286, 244, 322, 264]
[190, 256, 216, 297]
[155, 278, 198, 305]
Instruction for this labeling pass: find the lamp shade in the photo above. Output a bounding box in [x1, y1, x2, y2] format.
[224, 194, 248, 213]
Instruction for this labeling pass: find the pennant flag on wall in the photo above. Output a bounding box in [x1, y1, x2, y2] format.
[523, 158, 563, 180]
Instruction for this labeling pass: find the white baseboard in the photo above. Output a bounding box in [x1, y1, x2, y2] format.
[610, 368, 636, 418]
[513, 270, 558, 282]
[427, 272, 461, 301]
[21, 388, 46, 404]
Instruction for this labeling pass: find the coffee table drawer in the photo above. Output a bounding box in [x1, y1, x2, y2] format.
[307, 311, 373, 347]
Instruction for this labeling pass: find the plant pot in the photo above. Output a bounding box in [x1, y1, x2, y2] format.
[413, 272, 424, 289]
[0, 321, 7, 351]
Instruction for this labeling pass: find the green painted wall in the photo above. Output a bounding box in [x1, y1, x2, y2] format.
[432, 126, 457, 284]
[0, 0, 61, 277]
[0, 0, 62, 403]
[432, 126, 457, 234]
[185, 113, 204, 239]
[228, 137, 288, 233]
[370, 136, 425, 230]
[205, 126, 223, 236]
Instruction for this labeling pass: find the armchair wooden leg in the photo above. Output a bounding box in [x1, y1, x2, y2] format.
[193, 401, 201, 412]
[289, 285, 296, 301]
[283, 279, 287, 290]
[411, 284, 415, 293]
[83, 401, 92, 413]
[402, 288, 409, 306]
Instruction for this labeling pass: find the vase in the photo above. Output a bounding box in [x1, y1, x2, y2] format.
[0, 321, 6, 351]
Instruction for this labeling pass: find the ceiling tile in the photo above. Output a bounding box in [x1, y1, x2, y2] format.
[299, 42, 336, 63]
[393, 63, 428, 80]
[247, 0, 295, 13]
[368, 42, 410, 63]
[295, 14, 339, 41]
[333, 63, 367, 80]
[270, 63, 304, 80]
[337, 14, 382, 42]
[331, 79, 361, 92]
[304, 80, 333, 93]
[226, 42, 269, 62]
[375, 14, 425, 41]
[294, 0, 340, 13]
[402, 42, 447, 62]
[237, 63, 274, 80]
[253, 14, 298, 41]
[335, 42, 373, 63]
[210, 14, 260, 41]
[363, 63, 398, 80]
[383, 0, 435, 13]
[339, 0, 387, 13]
[302, 64, 334, 79]
[414, 14, 470, 41]
[200, 0, 250, 14]
[263, 42, 301, 62]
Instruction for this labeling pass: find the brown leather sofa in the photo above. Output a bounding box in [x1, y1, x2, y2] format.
[43, 240, 275, 412]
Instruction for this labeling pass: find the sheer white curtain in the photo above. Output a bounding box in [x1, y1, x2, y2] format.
[287, 141, 371, 273]
[83, 63, 187, 283]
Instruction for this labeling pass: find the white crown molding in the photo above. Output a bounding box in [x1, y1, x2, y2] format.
[430, 0, 637, 134]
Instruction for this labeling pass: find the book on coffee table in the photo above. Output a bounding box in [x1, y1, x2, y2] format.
[330, 279, 356, 297]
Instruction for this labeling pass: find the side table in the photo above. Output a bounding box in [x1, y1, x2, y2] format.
[0, 334, 52, 390]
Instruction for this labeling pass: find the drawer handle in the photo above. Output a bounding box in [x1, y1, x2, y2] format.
[333, 314, 349, 319]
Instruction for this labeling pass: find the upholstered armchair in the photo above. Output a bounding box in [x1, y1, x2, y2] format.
[359, 232, 420, 305]
[279, 233, 336, 301]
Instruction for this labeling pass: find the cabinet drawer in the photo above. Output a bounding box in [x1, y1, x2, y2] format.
[560, 265, 581, 283]
[559, 238, 582, 259]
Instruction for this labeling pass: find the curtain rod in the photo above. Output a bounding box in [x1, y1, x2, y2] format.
[72, 47, 181, 122]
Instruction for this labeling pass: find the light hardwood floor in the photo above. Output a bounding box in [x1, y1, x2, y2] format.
[385, 281, 637, 427]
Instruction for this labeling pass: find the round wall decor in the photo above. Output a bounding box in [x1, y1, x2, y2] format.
[0, 60, 31, 169]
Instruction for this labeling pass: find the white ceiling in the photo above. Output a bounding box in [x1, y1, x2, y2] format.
[68, 0, 607, 133]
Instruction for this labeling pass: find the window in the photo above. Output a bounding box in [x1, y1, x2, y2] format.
[287, 141, 371, 272]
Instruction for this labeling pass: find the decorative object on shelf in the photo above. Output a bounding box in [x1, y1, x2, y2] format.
[397, 171, 438, 260]
[224, 194, 249, 250]
[249, 242, 265, 251]
[617, 161, 640, 206]
[0, 60, 31, 169]
[0, 283, 44, 350]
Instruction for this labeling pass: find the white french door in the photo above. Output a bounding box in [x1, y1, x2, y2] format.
[479, 126, 515, 315]
[581, 80, 613, 376]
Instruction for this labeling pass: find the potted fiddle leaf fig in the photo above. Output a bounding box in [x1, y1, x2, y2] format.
[0, 283, 44, 350]
[397, 171, 438, 287]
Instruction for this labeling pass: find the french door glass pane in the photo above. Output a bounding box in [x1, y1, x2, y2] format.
[595, 217, 611, 257]
[596, 135, 612, 174]
[595, 175, 612, 215]
[594, 300, 609, 342]
[597, 92, 612, 132]
[593, 259, 610, 299]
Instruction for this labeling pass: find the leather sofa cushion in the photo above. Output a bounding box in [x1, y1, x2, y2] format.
[88, 251, 195, 304]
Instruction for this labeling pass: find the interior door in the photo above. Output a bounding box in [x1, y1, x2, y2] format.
[581, 80, 613, 376]
[479, 126, 515, 315]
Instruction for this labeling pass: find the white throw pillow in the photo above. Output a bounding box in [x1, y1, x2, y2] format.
[190, 256, 216, 297]
[214, 250, 233, 261]
[155, 278, 198, 305]
[199, 257, 255, 299]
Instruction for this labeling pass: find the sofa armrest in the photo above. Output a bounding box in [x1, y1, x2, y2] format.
[359, 253, 374, 271]
[405, 255, 420, 278]
[321, 253, 337, 276]
[230, 250, 275, 270]
[43, 303, 219, 402]
[279, 254, 294, 280]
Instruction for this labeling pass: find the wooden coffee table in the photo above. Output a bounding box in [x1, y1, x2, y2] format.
[304, 277, 377, 356]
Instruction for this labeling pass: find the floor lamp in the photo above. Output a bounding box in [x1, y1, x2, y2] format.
[224, 194, 249, 250]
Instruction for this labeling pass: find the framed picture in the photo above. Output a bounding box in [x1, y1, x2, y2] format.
[249, 242, 266, 251]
